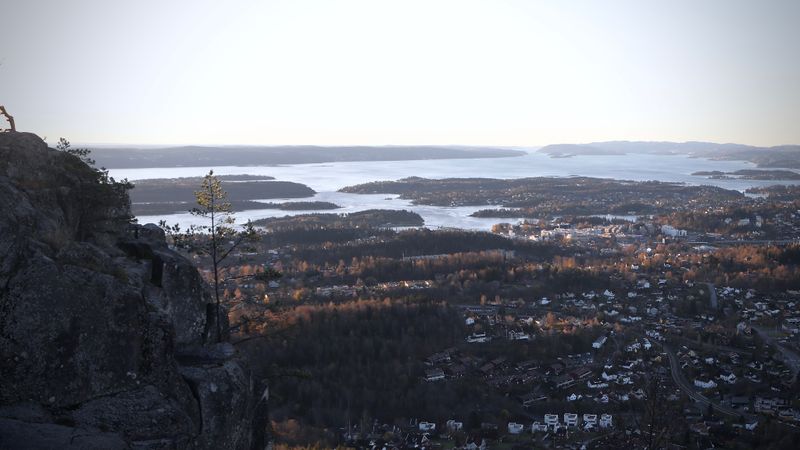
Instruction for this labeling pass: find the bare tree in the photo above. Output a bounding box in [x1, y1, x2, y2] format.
[0, 105, 15, 132]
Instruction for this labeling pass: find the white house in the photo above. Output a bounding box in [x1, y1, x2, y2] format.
[419, 422, 436, 431]
[661, 225, 687, 237]
[507, 422, 524, 434]
[466, 333, 490, 343]
[583, 414, 598, 427]
[599, 414, 613, 428]
[592, 335, 608, 349]
[509, 330, 531, 341]
[425, 368, 445, 382]
[531, 421, 548, 432]
[719, 373, 737, 384]
[544, 414, 559, 429]
[601, 371, 617, 381]
[694, 379, 718, 389]
[446, 419, 463, 431]
[564, 413, 579, 427]
[587, 380, 609, 389]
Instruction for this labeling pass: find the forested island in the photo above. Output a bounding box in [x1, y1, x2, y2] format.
[341, 176, 742, 218]
[691, 169, 800, 180]
[130, 175, 315, 215]
[252, 209, 424, 229]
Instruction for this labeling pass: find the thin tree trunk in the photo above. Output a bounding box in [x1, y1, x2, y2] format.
[210, 192, 222, 342]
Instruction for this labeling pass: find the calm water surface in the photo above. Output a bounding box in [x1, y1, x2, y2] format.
[111, 151, 800, 231]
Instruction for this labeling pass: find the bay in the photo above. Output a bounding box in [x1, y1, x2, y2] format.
[110, 151, 800, 231]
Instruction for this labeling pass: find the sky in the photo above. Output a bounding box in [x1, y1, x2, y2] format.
[1, 0, 799, 147]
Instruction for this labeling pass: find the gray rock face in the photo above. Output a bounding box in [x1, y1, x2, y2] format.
[0, 418, 130, 450]
[0, 133, 256, 449]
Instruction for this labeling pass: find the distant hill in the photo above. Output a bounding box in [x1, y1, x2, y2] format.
[89, 145, 526, 169]
[538, 141, 800, 168]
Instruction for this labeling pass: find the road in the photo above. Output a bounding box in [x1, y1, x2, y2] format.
[705, 283, 718, 310]
[752, 325, 800, 382]
[662, 343, 750, 420]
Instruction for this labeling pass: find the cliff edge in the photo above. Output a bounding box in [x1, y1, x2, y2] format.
[0, 132, 257, 449]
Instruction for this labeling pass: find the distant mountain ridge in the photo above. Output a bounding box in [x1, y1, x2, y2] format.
[89, 145, 526, 169]
[538, 141, 800, 168]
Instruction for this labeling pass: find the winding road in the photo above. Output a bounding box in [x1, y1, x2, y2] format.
[662, 343, 750, 420]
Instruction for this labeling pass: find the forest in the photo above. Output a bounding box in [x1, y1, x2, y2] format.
[237, 298, 601, 447]
[129, 174, 315, 215]
[252, 209, 424, 229]
[339, 176, 743, 217]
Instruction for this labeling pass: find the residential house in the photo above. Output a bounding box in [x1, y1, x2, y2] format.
[425, 368, 445, 382]
[719, 373, 737, 384]
[553, 374, 576, 389]
[583, 414, 598, 430]
[694, 379, 718, 389]
[508, 422, 524, 434]
[593, 335, 608, 349]
[419, 422, 436, 431]
[466, 332, 490, 343]
[531, 422, 548, 432]
[446, 419, 463, 431]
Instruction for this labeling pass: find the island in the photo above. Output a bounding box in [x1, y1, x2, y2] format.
[130, 174, 315, 215]
[691, 169, 800, 180]
[252, 209, 424, 229]
[340, 176, 742, 218]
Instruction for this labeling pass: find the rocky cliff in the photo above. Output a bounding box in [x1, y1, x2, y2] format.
[0, 133, 259, 449]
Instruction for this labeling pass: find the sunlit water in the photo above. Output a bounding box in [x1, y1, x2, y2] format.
[110, 151, 800, 231]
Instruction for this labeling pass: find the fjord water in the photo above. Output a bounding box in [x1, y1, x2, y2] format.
[110, 151, 799, 231]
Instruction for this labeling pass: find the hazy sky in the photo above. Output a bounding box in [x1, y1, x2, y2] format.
[1, 0, 799, 146]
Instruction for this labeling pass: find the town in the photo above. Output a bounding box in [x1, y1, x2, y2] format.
[163, 181, 800, 449]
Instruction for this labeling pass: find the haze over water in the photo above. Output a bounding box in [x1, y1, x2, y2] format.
[111, 151, 800, 231]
